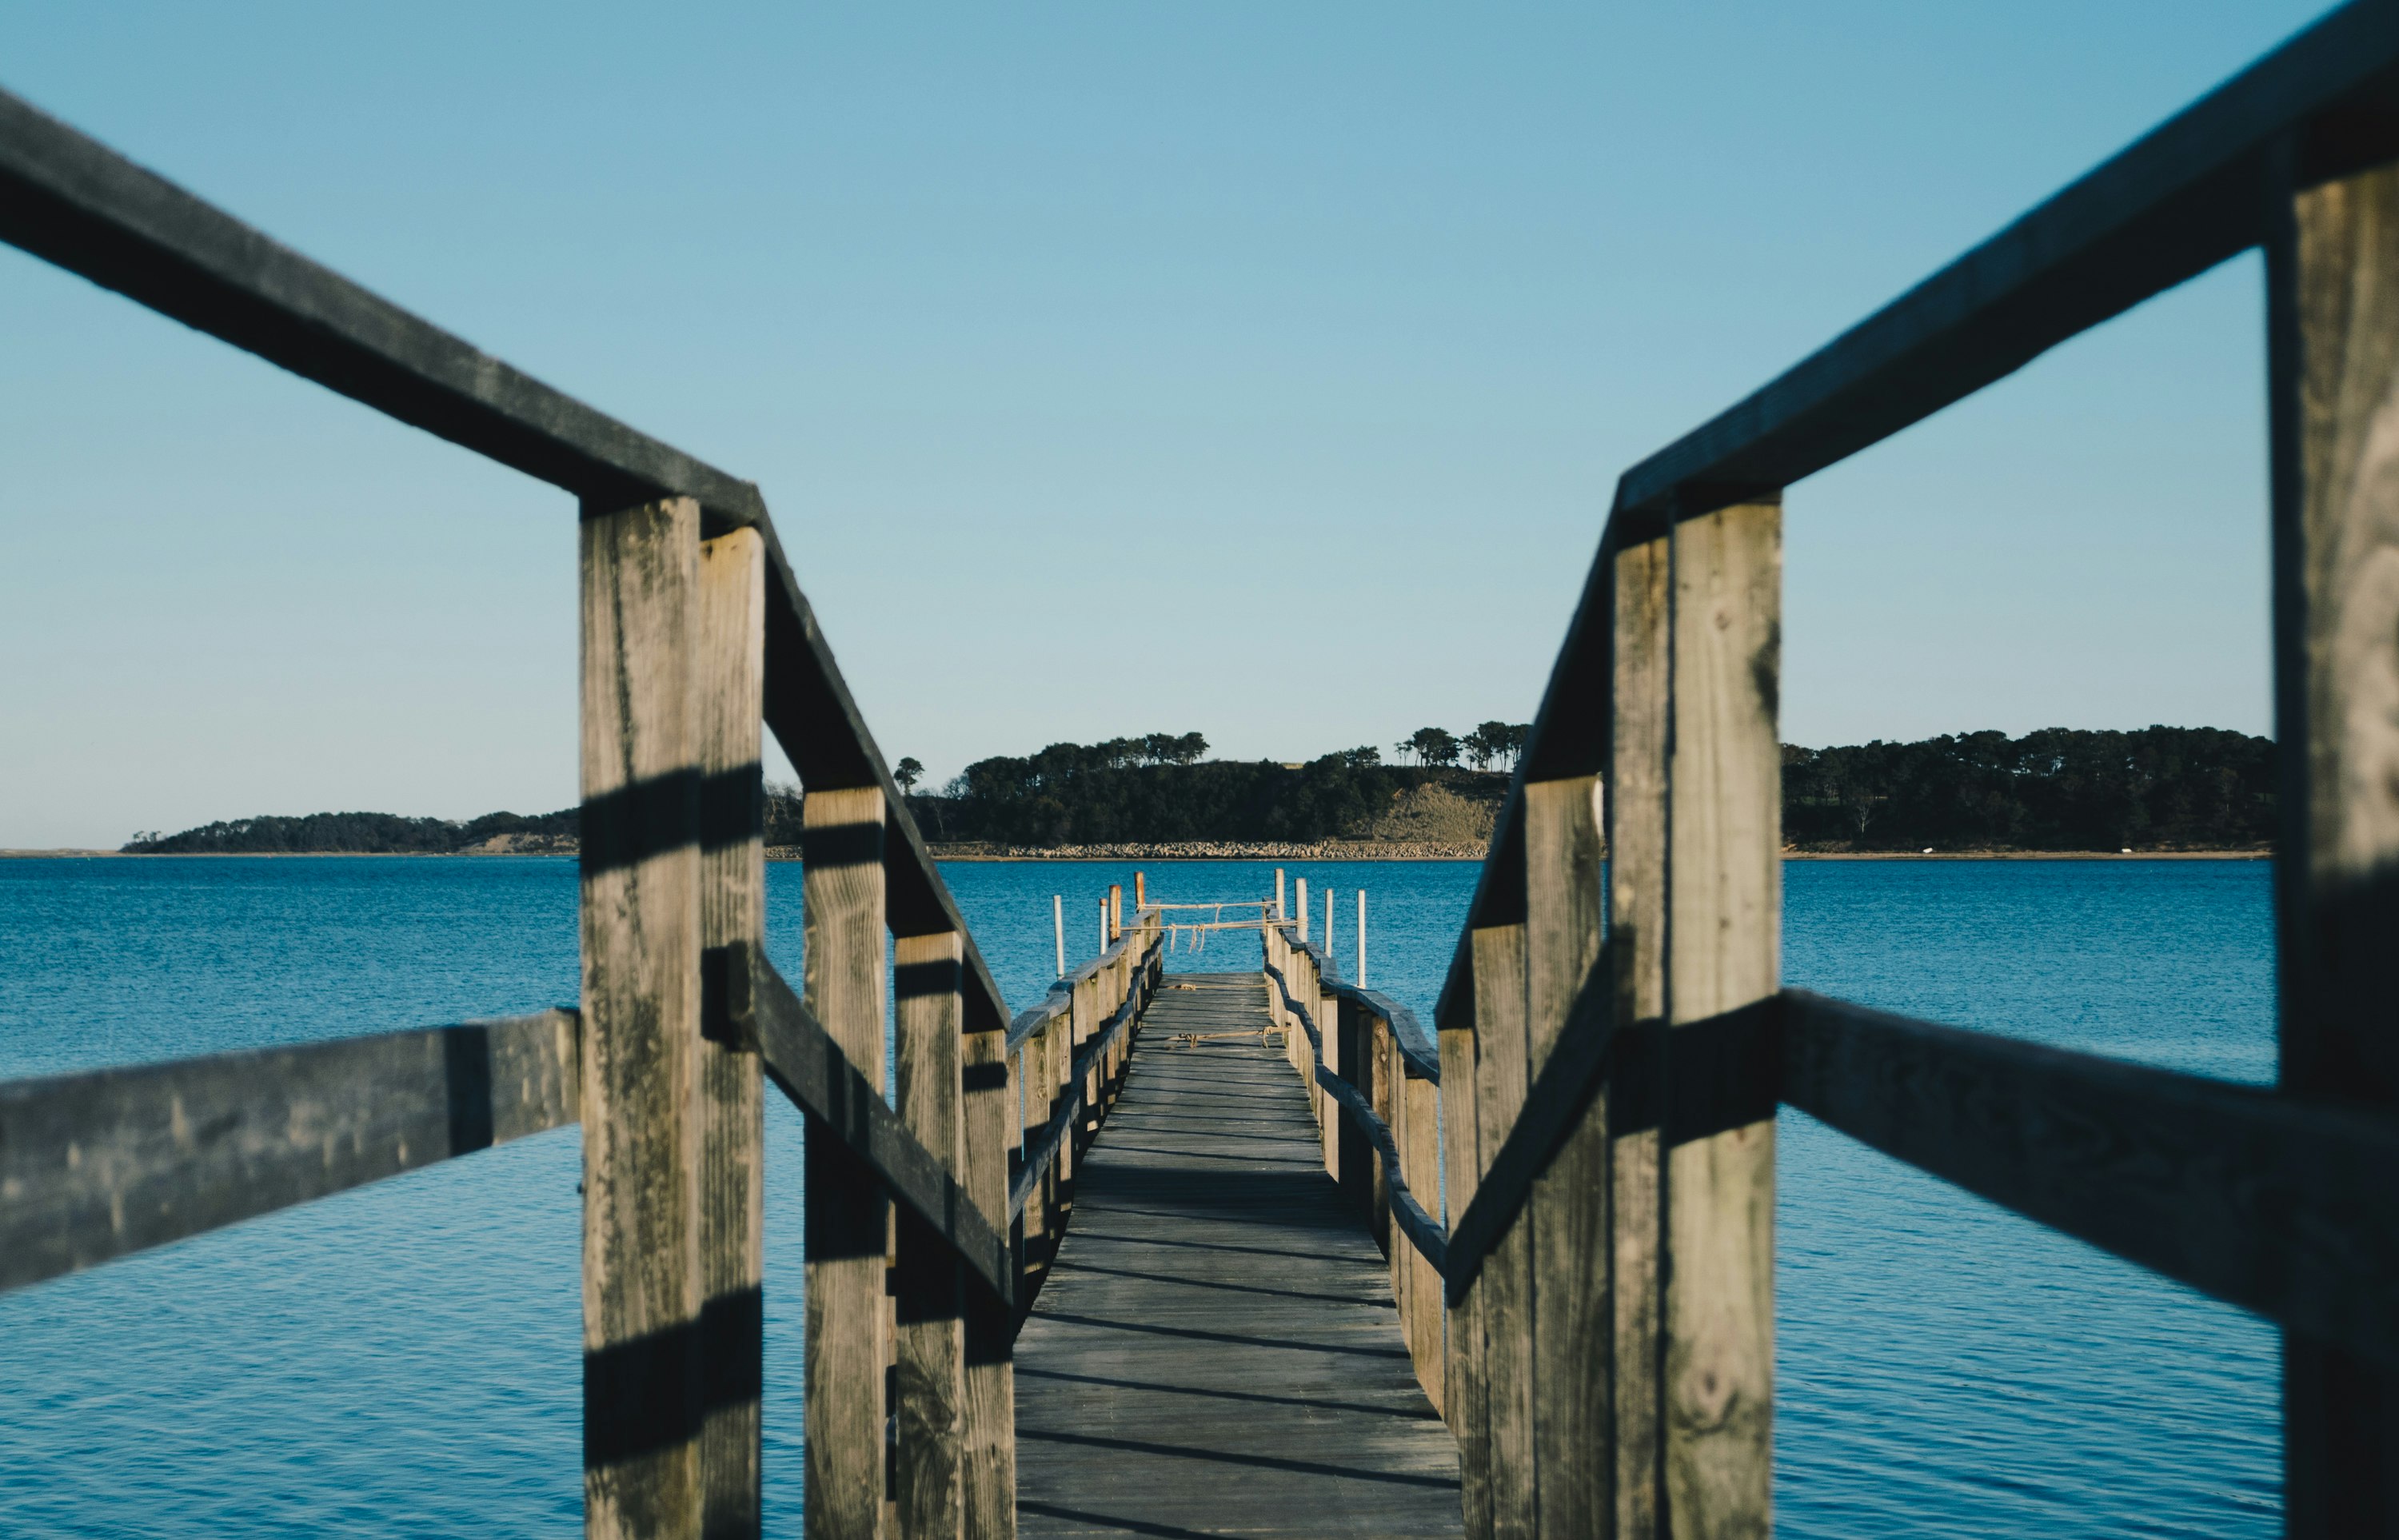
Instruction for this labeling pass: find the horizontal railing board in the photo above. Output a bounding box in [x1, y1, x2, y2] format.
[0, 83, 1021, 1050]
[1262, 959, 1447, 1271]
[1286, 932, 1442, 1083]
[1007, 991, 1073, 1056]
[0, 1010, 580, 1294]
[1001, 913, 1160, 1055]
[1442, 956, 1615, 1303]
[740, 949, 1012, 1308]
[1782, 990, 2399, 1366]
[1438, 0, 2399, 1016]
[1007, 936, 1161, 1218]
[1615, 3, 2399, 524]
[0, 90, 764, 529]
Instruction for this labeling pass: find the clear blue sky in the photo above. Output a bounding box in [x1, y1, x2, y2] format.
[0, 2, 2331, 847]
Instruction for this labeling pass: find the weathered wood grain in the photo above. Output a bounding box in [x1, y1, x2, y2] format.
[736, 956, 1011, 1308]
[2270, 152, 2399, 1537]
[1437, 985, 1487, 1526]
[1402, 1063, 1446, 1414]
[1780, 990, 2399, 1364]
[0, 1011, 577, 1294]
[1608, 528, 1672, 1540]
[896, 931, 967, 1539]
[1469, 923, 1534, 1540]
[962, 983, 1020, 1540]
[580, 495, 705, 1540]
[696, 525, 766, 1540]
[1519, 774, 1609, 1536]
[1663, 497, 1779, 1540]
[802, 784, 891, 1540]
[1014, 973, 1461, 1538]
[1259, 970, 1450, 1273]
[1330, 983, 1440, 1080]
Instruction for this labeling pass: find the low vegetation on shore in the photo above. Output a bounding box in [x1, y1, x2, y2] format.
[118, 726, 2273, 857]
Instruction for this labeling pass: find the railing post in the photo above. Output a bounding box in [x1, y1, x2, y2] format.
[894, 930, 966, 1537]
[1608, 527, 1673, 1538]
[964, 983, 1019, 1540]
[802, 784, 890, 1540]
[1468, 920, 1535, 1538]
[1018, 1036, 1047, 1293]
[1369, 1016, 1395, 1251]
[1070, 975, 1097, 1151]
[697, 525, 766, 1539]
[1335, 989, 1370, 1212]
[1444, 920, 1527, 1537]
[1518, 771, 1609, 1534]
[1402, 1059, 1444, 1414]
[579, 494, 705, 1540]
[2267, 150, 2399, 1539]
[1663, 495, 1781, 1537]
[1048, 999, 1072, 1216]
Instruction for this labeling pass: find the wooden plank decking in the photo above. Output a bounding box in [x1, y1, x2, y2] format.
[1015, 971, 1463, 1538]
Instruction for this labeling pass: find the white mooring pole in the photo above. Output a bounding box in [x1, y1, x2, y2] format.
[1275, 868, 1286, 919]
[1053, 894, 1065, 978]
[1325, 888, 1335, 971]
[1356, 888, 1367, 987]
[1098, 896, 1108, 954]
[1296, 878, 1309, 943]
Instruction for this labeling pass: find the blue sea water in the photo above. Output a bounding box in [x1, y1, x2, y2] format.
[0, 856, 2276, 1535]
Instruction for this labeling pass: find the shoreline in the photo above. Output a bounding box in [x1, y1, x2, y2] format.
[9, 845, 2273, 862]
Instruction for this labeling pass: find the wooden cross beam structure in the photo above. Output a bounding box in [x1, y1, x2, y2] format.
[7, 3, 2399, 1536]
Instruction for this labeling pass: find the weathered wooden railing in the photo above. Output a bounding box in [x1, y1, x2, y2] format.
[0, 81, 1182, 1540]
[1259, 916, 1447, 1411]
[1413, 6, 2399, 1537]
[1005, 908, 1166, 1315]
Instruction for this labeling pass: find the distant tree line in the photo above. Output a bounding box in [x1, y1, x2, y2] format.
[120, 725, 2274, 855]
[911, 733, 1502, 846]
[123, 807, 580, 855]
[1782, 727, 2273, 851]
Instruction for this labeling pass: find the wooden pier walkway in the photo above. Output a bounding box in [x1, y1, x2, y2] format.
[14, 14, 2399, 1532]
[1015, 972, 1462, 1538]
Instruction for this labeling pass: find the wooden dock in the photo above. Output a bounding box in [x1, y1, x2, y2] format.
[13, 11, 2399, 1531]
[1015, 972, 1461, 1538]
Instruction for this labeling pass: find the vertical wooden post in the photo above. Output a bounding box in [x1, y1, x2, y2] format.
[803, 785, 890, 1540]
[580, 494, 705, 1540]
[1609, 529, 1674, 1540]
[1403, 1063, 1444, 1414]
[1357, 889, 1367, 987]
[1369, 1017, 1394, 1251]
[1135, 870, 1146, 910]
[1663, 496, 1780, 1538]
[1019, 1037, 1047, 1289]
[1275, 868, 1286, 918]
[1336, 987, 1369, 1209]
[2268, 152, 2399, 1539]
[1297, 877, 1310, 943]
[1523, 772, 1609, 1534]
[1469, 922, 1535, 1538]
[697, 526, 766, 1539]
[1326, 889, 1335, 971]
[1108, 883, 1123, 943]
[1052, 896, 1064, 979]
[1051, 1001, 1075, 1194]
[1071, 975, 1097, 1148]
[963, 982, 1018, 1540]
[894, 931, 966, 1538]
